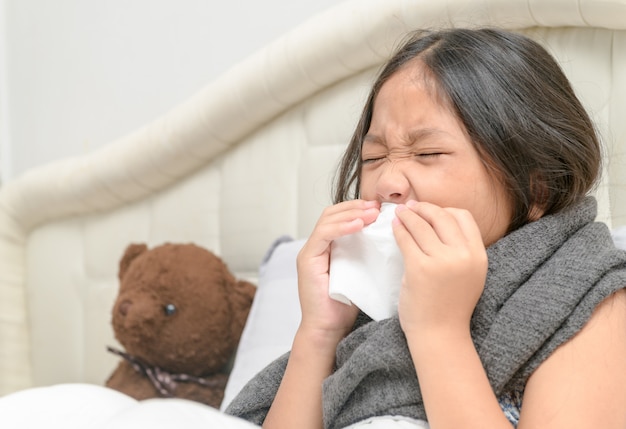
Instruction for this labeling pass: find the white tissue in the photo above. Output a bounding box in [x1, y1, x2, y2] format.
[328, 203, 404, 321]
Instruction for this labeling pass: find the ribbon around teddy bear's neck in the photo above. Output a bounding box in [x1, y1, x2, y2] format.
[107, 346, 226, 397]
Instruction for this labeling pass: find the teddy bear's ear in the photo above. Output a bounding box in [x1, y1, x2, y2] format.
[229, 279, 256, 337]
[234, 279, 256, 305]
[118, 243, 148, 281]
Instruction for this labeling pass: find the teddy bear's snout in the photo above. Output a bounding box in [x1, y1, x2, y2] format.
[117, 299, 132, 317]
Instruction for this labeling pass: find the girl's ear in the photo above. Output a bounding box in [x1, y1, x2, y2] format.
[528, 203, 545, 222]
[528, 174, 548, 222]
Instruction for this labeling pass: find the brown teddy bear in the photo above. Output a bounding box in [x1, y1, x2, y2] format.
[105, 242, 256, 408]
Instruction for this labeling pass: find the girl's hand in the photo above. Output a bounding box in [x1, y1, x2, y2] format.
[296, 199, 380, 342]
[392, 201, 488, 336]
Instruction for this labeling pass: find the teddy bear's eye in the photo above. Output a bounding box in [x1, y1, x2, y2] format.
[164, 304, 177, 316]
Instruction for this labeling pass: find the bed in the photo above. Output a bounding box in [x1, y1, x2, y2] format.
[1, 0, 626, 426]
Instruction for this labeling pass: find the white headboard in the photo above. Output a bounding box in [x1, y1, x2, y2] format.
[1, 0, 625, 396]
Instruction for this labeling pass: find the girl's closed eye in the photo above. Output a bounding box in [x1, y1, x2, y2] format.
[362, 154, 387, 164]
[362, 151, 445, 164]
[417, 152, 444, 158]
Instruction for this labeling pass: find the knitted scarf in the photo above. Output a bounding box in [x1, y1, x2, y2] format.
[226, 197, 626, 428]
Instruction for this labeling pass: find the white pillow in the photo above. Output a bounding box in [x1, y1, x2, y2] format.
[612, 226, 626, 250]
[221, 238, 305, 410]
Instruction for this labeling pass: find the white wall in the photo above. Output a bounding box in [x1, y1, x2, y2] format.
[0, 0, 342, 183]
[0, 0, 8, 184]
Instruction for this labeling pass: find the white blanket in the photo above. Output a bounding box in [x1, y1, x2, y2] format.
[0, 383, 428, 429]
[0, 384, 256, 429]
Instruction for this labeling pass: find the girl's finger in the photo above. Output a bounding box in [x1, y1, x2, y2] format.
[391, 212, 424, 261]
[443, 207, 484, 246]
[303, 201, 380, 256]
[405, 201, 467, 246]
[396, 205, 443, 255]
[393, 204, 440, 256]
[317, 206, 379, 230]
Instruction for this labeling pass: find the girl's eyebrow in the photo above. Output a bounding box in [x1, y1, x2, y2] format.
[407, 128, 446, 142]
[363, 128, 446, 147]
[362, 134, 384, 145]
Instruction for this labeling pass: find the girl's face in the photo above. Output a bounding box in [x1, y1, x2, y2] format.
[359, 64, 513, 246]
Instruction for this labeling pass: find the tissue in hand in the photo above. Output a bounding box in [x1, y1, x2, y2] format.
[328, 203, 404, 321]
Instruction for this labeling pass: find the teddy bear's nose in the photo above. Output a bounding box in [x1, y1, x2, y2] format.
[118, 300, 132, 317]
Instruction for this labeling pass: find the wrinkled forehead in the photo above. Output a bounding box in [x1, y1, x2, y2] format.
[368, 59, 467, 144]
[391, 58, 455, 113]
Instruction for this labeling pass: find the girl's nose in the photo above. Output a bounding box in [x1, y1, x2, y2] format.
[375, 162, 411, 204]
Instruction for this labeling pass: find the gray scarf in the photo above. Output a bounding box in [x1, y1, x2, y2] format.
[226, 197, 626, 428]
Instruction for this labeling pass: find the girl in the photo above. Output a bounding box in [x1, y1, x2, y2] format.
[227, 28, 626, 428]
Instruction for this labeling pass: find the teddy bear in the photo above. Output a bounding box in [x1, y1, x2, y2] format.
[105, 242, 256, 408]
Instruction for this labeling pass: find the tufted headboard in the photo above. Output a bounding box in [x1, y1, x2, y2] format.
[1, 0, 625, 396]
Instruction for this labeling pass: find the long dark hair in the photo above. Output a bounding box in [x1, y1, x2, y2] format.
[333, 28, 601, 232]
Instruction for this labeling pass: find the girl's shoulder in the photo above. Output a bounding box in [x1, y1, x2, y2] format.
[519, 288, 626, 427]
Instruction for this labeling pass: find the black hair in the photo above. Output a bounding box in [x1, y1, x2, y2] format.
[334, 28, 601, 232]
